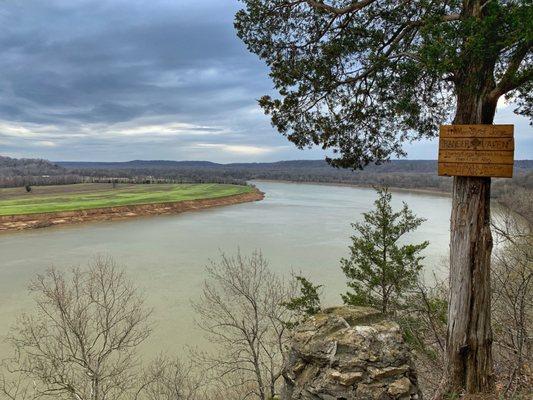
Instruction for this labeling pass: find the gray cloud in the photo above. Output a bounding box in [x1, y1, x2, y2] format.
[0, 0, 530, 162]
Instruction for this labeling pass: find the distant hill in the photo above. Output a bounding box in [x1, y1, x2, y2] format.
[56, 159, 533, 195]
[58, 160, 220, 169]
[0, 156, 80, 187]
[3, 156, 532, 194]
[0, 156, 66, 176]
[3, 155, 531, 221]
[58, 159, 533, 173]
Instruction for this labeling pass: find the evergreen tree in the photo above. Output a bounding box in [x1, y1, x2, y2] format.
[282, 275, 322, 326]
[341, 188, 428, 314]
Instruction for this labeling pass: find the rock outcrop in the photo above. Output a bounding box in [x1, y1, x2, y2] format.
[282, 306, 421, 400]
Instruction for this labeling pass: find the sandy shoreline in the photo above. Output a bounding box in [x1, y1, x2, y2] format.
[252, 179, 451, 197]
[0, 189, 264, 233]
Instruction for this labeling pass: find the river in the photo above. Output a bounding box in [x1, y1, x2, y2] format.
[0, 181, 452, 357]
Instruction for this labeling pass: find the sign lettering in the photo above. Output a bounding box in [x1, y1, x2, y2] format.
[438, 125, 514, 178]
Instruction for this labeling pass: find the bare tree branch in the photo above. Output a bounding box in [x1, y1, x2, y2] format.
[1, 257, 152, 400]
[192, 251, 296, 400]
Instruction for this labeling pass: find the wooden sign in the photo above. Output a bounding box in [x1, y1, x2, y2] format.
[438, 125, 514, 178]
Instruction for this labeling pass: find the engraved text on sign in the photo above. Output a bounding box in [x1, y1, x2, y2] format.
[438, 125, 514, 178]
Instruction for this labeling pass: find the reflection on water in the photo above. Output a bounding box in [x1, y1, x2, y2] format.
[0, 181, 451, 356]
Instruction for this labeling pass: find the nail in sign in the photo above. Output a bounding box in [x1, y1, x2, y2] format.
[438, 125, 514, 178]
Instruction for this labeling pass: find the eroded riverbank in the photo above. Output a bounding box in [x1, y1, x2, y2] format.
[0, 188, 264, 232]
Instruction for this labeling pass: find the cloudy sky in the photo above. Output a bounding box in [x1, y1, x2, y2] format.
[0, 0, 531, 162]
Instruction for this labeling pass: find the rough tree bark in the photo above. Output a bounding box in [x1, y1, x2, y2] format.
[448, 175, 494, 393]
[446, 60, 498, 393]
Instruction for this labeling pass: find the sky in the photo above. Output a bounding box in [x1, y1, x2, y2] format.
[0, 0, 531, 163]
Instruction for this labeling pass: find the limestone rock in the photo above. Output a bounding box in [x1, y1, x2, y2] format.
[388, 377, 413, 397]
[281, 306, 422, 400]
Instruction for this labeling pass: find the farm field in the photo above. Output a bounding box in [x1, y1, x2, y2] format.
[0, 183, 253, 216]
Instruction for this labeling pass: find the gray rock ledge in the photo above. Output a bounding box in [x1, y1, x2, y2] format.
[282, 306, 422, 400]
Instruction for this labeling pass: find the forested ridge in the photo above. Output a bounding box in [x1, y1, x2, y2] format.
[0, 156, 64, 177]
[0, 156, 81, 187]
[1, 156, 532, 220]
[59, 160, 533, 205]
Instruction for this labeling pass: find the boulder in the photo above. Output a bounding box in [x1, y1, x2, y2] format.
[282, 306, 422, 400]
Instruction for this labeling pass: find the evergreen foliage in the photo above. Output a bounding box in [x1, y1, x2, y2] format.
[235, 1, 532, 168]
[283, 275, 322, 323]
[341, 187, 428, 313]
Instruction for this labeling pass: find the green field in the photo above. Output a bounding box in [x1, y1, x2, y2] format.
[0, 183, 253, 216]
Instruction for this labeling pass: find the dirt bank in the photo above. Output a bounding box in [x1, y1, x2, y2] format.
[0, 189, 264, 232]
[253, 179, 451, 197]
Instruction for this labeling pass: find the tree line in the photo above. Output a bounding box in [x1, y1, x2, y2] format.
[0, 156, 82, 188]
[4, 157, 532, 196]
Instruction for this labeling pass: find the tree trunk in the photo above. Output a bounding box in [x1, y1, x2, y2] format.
[92, 376, 99, 400]
[446, 83, 497, 394]
[447, 176, 494, 393]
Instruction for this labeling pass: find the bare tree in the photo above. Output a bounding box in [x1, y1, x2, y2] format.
[136, 356, 205, 400]
[494, 186, 533, 228]
[492, 240, 532, 396]
[491, 208, 532, 397]
[192, 251, 296, 400]
[1, 257, 152, 400]
[400, 276, 448, 399]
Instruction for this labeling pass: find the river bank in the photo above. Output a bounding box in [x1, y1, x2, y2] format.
[0, 188, 264, 232]
[252, 179, 451, 197]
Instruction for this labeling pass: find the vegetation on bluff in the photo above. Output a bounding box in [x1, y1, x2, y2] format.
[341, 188, 428, 314]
